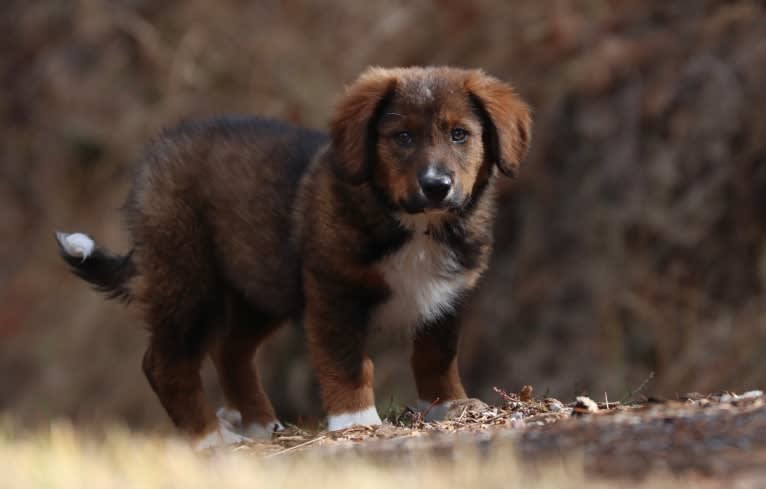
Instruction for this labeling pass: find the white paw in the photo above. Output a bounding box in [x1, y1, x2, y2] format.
[327, 406, 382, 431]
[216, 406, 284, 439]
[241, 420, 285, 439]
[417, 398, 489, 421]
[417, 399, 453, 421]
[56, 232, 95, 260]
[216, 406, 242, 429]
[193, 422, 253, 451]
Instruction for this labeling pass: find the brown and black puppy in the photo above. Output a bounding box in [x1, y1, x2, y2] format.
[56, 66, 531, 449]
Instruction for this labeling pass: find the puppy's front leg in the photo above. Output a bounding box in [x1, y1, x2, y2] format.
[412, 310, 468, 421]
[304, 274, 382, 431]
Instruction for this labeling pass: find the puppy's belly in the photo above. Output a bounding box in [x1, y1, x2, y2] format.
[369, 232, 471, 331]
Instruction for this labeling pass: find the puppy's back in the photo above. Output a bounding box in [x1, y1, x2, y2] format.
[126, 117, 328, 319]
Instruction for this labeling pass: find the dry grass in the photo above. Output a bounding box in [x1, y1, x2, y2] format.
[0, 424, 726, 489]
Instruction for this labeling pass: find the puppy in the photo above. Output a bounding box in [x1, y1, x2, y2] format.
[56, 66, 531, 449]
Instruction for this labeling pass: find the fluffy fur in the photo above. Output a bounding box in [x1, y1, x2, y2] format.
[56, 66, 531, 447]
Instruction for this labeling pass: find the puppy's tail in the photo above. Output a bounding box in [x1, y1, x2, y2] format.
[55, 231, 137, 303]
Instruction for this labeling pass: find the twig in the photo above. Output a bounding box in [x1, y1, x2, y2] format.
[265, 435, 327, 458]
[622, 371, 655, 404]
[422, 397, 441, 420]
[456, 406, 469, 423]
[493, 386, 515, 404]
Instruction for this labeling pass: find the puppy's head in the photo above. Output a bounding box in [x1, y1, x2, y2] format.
[330, 67, 531, 215]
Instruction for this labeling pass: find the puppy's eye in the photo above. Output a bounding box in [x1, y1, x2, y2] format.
[451, 127, 468, 143]
[394, 131, 413, 146]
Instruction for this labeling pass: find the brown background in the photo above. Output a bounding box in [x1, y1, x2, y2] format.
[1, 0, 765, 432]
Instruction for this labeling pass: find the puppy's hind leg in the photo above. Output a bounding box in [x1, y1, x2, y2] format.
[134, 209, 249, 450]
[142, 314, 252, 450]
[211, 296, 284, 440]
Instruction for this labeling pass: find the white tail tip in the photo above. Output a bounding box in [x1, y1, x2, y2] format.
[56, 232, 95, 260]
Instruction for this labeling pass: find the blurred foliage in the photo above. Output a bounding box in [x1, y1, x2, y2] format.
[0, 0, 765, 430]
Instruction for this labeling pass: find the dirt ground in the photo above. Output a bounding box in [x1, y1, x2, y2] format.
[2, 387, 765, 488]
[238, 388, 766, 483]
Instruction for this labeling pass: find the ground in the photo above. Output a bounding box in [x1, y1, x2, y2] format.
[241, 388, 766, 481]
[3, 388, 765, 488]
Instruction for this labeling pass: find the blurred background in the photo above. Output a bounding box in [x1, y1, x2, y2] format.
[1, 0, 765, 432]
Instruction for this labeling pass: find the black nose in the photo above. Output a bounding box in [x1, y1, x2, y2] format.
[418, 169, 453, 203]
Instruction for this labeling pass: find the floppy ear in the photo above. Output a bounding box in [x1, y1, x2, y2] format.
[330, 69, 397, 184]
[465, 72, 532, 178]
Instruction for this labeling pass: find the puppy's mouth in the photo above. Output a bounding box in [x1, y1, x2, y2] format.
[398, 194, 462, 215]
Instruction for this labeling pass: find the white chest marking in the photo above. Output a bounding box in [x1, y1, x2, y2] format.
[370, 216, 470, 331]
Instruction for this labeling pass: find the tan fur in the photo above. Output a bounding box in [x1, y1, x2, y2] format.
[330, 71, 396, 184]
[463, 71, 532, 177]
